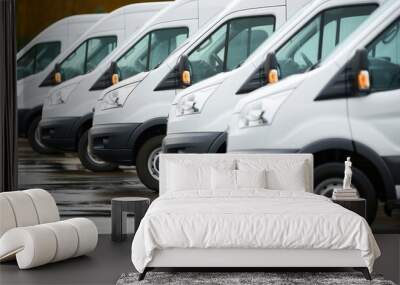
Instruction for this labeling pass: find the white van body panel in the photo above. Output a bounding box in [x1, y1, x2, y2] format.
[348, 89, 400, 157]
[93, 3, 288, 125]
[227, 0, 400, 211]
[19, 3, 167, 113]
[166, 0, 384, 136]
[17, 14, 105, 110]
[42, 0, 205, 121]
[228, 0, 397, 155]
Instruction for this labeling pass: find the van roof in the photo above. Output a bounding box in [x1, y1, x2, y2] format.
[105, 2, 169, 16]
[77, 2, 169, 38]
[17, 14, 105, 59]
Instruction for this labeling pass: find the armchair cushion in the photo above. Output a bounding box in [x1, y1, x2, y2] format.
[0, 189, 97, 269]
[0, 218, 98, 269]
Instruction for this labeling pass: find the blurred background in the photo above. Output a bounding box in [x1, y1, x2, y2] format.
[16, 0, 167, 50]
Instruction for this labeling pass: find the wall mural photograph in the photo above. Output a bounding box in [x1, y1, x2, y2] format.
[0, 0, 399, 284]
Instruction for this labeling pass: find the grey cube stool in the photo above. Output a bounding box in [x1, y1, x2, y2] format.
[111, 197, 150, 242]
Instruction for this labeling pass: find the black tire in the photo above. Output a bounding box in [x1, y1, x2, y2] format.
[27, 116, 59, 154]
[77, 130, 118, 172]
[314, 162, 377, 223]
[136, 135, 163, 192]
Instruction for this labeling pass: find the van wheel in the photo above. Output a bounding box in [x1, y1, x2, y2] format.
[78, 130, 118, 172]
[27, 116, 59, 154]
[314, 162, 377, 223]
[136, 135, 163, 192]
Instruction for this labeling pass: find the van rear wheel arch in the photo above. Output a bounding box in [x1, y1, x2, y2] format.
[301, 139, 394, 202]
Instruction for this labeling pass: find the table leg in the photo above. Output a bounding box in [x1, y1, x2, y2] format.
[112, 202, 125, 242]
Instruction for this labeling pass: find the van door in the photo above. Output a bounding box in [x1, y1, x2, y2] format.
[348, 18, 400, 157]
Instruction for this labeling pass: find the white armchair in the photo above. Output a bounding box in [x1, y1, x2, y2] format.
[0, 189, 98, 269]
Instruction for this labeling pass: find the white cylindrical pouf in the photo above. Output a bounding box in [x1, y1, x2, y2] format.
[0, 196, 17, 237]
[64, 218, 98, 257]
[1, 192, 39, 227]
[0, 226, 57, 269]
[24, 189, 59, 223]
[43, 221, 79, 262]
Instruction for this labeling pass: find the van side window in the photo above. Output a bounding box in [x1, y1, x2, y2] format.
[149, 28, 188, 70]
[60, 36, 117, 82]
[276, 5, 377, 80]
[86, 37, 117, 73]
[366, 19, 400, 92]
[188, 16, 275, 84]
[116, 27, 188, 81]
[17, 41, 61, 80]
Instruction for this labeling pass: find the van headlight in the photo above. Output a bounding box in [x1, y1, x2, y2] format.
[238, 90, 290, 129]
[176, 84, 219, 116]
[99, 81, 140, 110]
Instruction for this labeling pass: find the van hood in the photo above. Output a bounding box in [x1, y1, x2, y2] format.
[100, 71, 150, 99]
[233, 72, 306, 113]
[173, 72, 231, 104]
[48, 76, 82, 97]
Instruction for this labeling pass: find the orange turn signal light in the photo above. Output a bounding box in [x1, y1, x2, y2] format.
[182, 70, 191, 86]
[112, 73, 119, 85]
[358, 70, 370, 91]
[268, 69, 279, 84]
[54, 72, 62, 84]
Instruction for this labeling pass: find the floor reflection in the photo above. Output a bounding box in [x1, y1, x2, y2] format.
[18, 139, 399, 232]
[18, 139, 157, 216]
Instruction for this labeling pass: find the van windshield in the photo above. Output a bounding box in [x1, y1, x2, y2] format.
[276, 5, 377, 79]
[60, 36, 117, 82]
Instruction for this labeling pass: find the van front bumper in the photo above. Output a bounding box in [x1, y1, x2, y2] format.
[89, 123, 141, 165]
[39, 117, 80, 151]
[162, 132, 227, 153]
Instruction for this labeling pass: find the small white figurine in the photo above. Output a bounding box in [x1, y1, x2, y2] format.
[343, 157, 352, 190]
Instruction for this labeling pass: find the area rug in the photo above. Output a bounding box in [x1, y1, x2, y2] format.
[116, 272, 395, 285]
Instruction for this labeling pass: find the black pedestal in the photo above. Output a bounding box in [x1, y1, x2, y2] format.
[111, 197, 150, 242]
[332, 198, 366, 219]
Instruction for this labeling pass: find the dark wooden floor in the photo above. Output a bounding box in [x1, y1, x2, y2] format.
[0, 235, 133, 285]
[1, 234, 399, 285]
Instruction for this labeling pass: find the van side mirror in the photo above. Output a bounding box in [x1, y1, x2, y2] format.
[178, 55, 191, 87]
[351, 49, 370, 93]
[110, 62, 119, 85]
[54, 63, 62, 84]
[264, 52, 279, 84]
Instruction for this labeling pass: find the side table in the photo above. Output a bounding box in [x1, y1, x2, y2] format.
[332, 198, 366, 219]
[111, 197, 150, 242]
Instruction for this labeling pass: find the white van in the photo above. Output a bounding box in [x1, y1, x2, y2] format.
[227, 0, 400, 222]
[164, 0, 383, 158]
[90, 0, 310, 190]
[39, 0, 216, 172]
[20, 3, 166, 154]
[17, 14, 104, 152]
